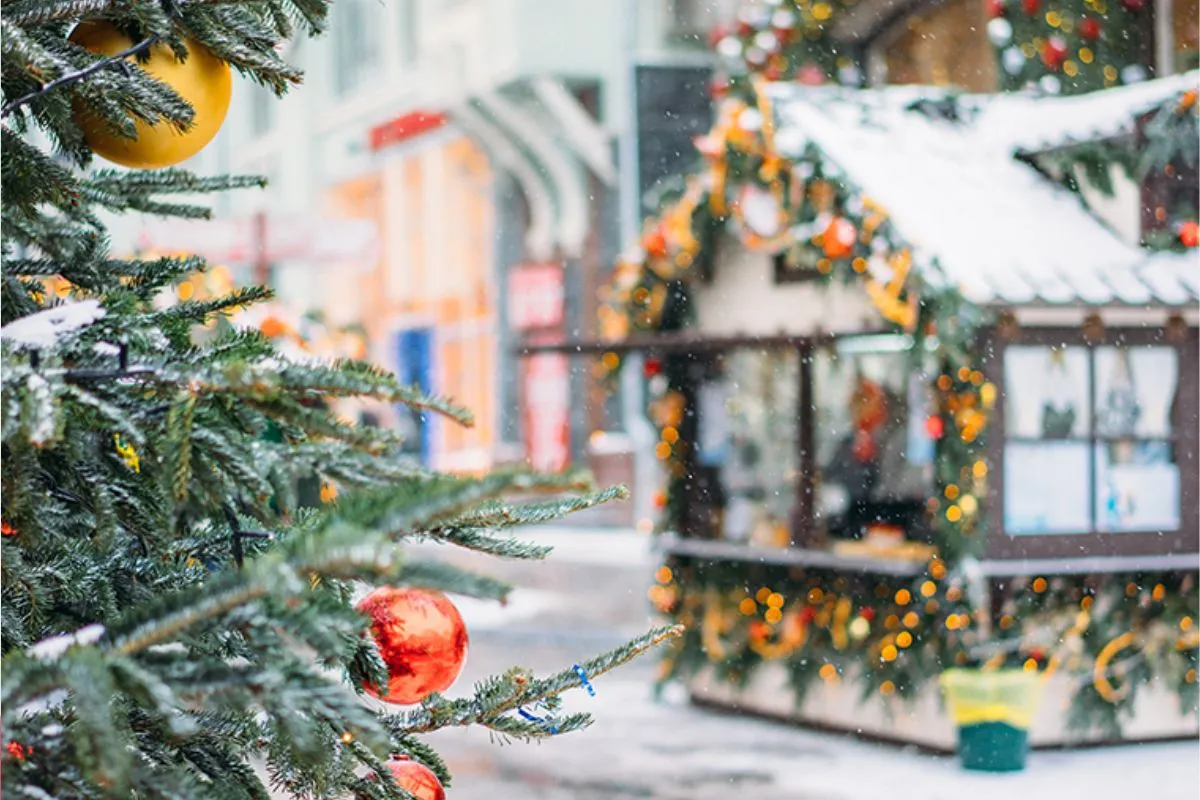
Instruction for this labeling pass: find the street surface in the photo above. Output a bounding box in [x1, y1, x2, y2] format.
[415, 528, 1200, 800]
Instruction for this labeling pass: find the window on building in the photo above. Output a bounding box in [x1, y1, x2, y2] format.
[693, 348, 800, 546]
[333, 0, 384, 97]
[813, 336, 935, 542]
[999, 338, 1184, 541]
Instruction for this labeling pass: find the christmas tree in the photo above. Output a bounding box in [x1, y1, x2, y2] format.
[0, 4, 677, 798]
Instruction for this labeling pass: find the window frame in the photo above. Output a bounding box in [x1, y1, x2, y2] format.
[984, 324, 1200, 560]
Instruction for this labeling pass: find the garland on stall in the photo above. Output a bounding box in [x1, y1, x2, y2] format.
[600, 74, 1200, 734]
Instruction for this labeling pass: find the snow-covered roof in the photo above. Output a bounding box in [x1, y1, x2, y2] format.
[767, 75, 1199, 307]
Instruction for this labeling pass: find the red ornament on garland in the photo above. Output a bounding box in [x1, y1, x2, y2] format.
[1078, 16, 1102, 40]
[737, 20, 755, 37]
[358, 587, 468, 705]
[1120, 0, 1147, 10]
[643, 228, 668, 259]
[643, 357, 662, 379]
[1021, 0, 1040, 14]
[370, 757, 445, 800]
[1042, 36, 1068, 70]
[926, 415, 945, 440]
[822, 217, 858, 260]
[1, 520, 16, 537]
[859, 606, 877, 622]
[1179, 220, 1199, 248]
[987, 0, 1008, 16]
[709, 77, 731, 99]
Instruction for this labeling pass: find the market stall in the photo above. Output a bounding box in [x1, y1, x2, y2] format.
[525, 72, 1200, 751]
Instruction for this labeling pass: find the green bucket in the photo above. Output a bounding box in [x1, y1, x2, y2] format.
[940, 669, 1044, 773]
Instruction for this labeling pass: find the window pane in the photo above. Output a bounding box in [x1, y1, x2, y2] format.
[813, 344, 934, 540]
[1003, 441, 1091, 534]
[696, 349, 799, 545]
[1004, 345, 1090, 439]
[1095, 441, 1180, 532]
[1094, 346, 1177, 438]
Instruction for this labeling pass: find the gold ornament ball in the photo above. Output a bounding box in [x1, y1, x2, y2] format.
[69, 22, 232, 169]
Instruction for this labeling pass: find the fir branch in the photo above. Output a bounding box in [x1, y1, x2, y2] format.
[2, 36, 159, 119]
[393, 625, 684, 735]
[1, 0, 116, 26]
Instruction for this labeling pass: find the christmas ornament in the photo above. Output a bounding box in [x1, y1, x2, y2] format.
[372, 757, 445, 800]
[987, 18, 1013, 46]
[1120, 0, 1147, 10]
[707, 24, 730, 49]
[1002, 47, 1027, 75]
[849, 615, 871, 640]
[1021, 0, 1040, 14]
[1039, 74, 1062, 94]
[642, 228, 668, 259]
[987, 0, 1008, 16]
[1041, 36, 1068, 70]
[1180, 220, 1199, 248]
[1, 520, 16, 537]
[716, 36, 744, 61]
[643, 356, 662, 379]
[1120, 64, 1148, 84]
[1078, 16, 1102, 40]
[358, 587, 468, 705]
[926, 415, 945, 439]
[69, 21, 232, 169]
[822, 217, 857, 259]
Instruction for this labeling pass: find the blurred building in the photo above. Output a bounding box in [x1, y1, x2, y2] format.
[108, 1, 731, 521]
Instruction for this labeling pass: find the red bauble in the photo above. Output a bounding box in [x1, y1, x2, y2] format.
[737, 20, 754, 37]
[643, 228, 668, 259]
[1179, 220, 1199, 248]
[859, 606, 877, 622]
[1078, 16, 1102, 40]
[987, 0, 1008, 16]
[926, 415, 945, 440]
[1121, 0, 1147, 10]
[709, 77, 730, 99]
[822, 217, 857, 260]
[764, 64, 784, 81]
[1042, 36, 1068, 69]
[358, 588, 468, 705]
[375, 757, 445, 800]
[643, 357, 662, 378]
[1021, 0, 1040, 13]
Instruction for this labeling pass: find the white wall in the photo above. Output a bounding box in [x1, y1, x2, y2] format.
[695, 243, 886, 337]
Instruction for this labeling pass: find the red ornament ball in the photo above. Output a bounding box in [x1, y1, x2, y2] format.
[822, 217, 858, 260]
[926, 415, 945, 440]
[1121, 0, 1147, 10]
[1078, 16, 1102, 40]
[859, 606, 877, 622]
[987, 0, 1008, 16]
[643, 356, 662, 379]
[643, 228, 668, 259]
[1179, 220, 1199, 248]
[1042, 36, 1068, 69]
[358, 588, 468, 705]
[709, 77, 730, 99]
[1021, 0, 1040, 13]
[375, 757, 445, 800]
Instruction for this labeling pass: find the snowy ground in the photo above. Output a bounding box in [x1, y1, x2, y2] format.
[414, 527, 1200, 799]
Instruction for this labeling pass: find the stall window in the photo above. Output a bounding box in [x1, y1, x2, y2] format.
[812, 336, 935, 543]
[999, 337, 1186, 544]
[693, 348, 799, 546]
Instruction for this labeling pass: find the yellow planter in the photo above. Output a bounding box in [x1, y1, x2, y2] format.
[940, 669, 1045, 772]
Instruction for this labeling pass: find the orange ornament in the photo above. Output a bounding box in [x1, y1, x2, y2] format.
[1180, 220, 1199, 248]
[376, 757, 445, 800]
[822, 217, 857, 260]
[358, 588, 468, 705]
[1, 520, 16, 537]
[259, 315, 289, 339]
